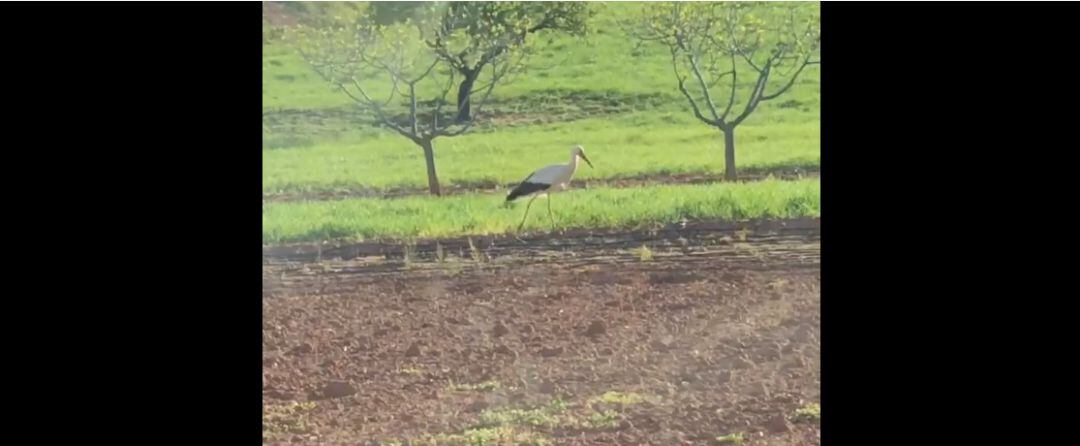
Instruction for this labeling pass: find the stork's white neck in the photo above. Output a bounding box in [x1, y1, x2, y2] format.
[569, 152, 580, 173]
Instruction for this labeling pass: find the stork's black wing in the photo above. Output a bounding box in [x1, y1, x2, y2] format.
[506, 172, 549, 201]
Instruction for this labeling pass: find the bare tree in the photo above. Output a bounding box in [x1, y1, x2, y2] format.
[291, 4, 523, 196]
[369, 1, 593, 122]
[630, 2, 820, 180]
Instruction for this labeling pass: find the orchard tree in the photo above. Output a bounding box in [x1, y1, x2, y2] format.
[631, 2, 820, 180]
[369, 1, 592, 122]
[290, 3, 523, 196]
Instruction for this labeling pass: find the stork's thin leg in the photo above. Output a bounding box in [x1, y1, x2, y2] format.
[546, 196, 555, 229]
[517, 195, 539, 231]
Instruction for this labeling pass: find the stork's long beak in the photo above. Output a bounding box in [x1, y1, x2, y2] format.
[580, 153, 593, 168]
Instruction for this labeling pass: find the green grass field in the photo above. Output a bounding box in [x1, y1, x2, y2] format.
[262, 2, 820, 244]
[263, 178, 819, 244]
[263, 109, 818, 195]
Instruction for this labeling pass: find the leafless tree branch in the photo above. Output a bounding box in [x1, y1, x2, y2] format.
[433, 59, 505, 138]
[721, 53, 738, 123]
[738, 47, 763, 73]
[383, 75, 400, 107]
[671, 47, 716, 127]
[760, 54, 812, 101]
[707, 69, 735, 93]
[408, 83, 419, 136]
[335, 84, 415, 142]
[687, 53, 721, 121]
[428, 69, 456, 137]
[412, 58, 441, 84]
[732, 60, 772, 127]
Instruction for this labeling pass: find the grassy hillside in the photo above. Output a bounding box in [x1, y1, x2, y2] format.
[261, 2, 820, 243]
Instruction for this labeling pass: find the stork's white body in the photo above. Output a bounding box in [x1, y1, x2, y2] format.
[516, 157, 581, 195]
[507, 145, 593, 230]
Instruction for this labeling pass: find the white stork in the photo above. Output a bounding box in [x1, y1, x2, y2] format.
[506, 145, 593, 231]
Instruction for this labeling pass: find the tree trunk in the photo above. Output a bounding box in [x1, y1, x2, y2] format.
[420, 139, 441, 196]
[455, 69, 479, 123]
[722, 127, 736, 181]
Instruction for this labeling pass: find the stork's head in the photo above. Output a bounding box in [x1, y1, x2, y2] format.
[572, 145, 593, 168]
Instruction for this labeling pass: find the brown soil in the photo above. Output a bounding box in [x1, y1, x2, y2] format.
[263, 168, 820, 203]
[263, 218, 820, 445]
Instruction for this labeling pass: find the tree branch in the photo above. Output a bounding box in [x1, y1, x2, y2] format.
[707, 70, 734, 93]
[359, 51, 400, 81]
[737, 46, 763, 73]
[760, 54, 812, 101]
[411, 58, 441, 84]
[408, 83, 418, 137]
[671, 47, 716, 127]
[719, 14, 762, 73]
[720, 52, 738, 123]
[470, 62, 502, 115]
[430, 36, 467, 72]
[435, 59, 503, 137]
[731, 60, 771, 127]
[428, 68, 456, 137]
[687, 53, 721, 121]
[336, 84, 416, 143]
[354, 52, 411, 102]
[774, 54, 804, 77]
[382, 75, 399, 107]
[677, 77, 716, 126]
[300, 39, 416, 138]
